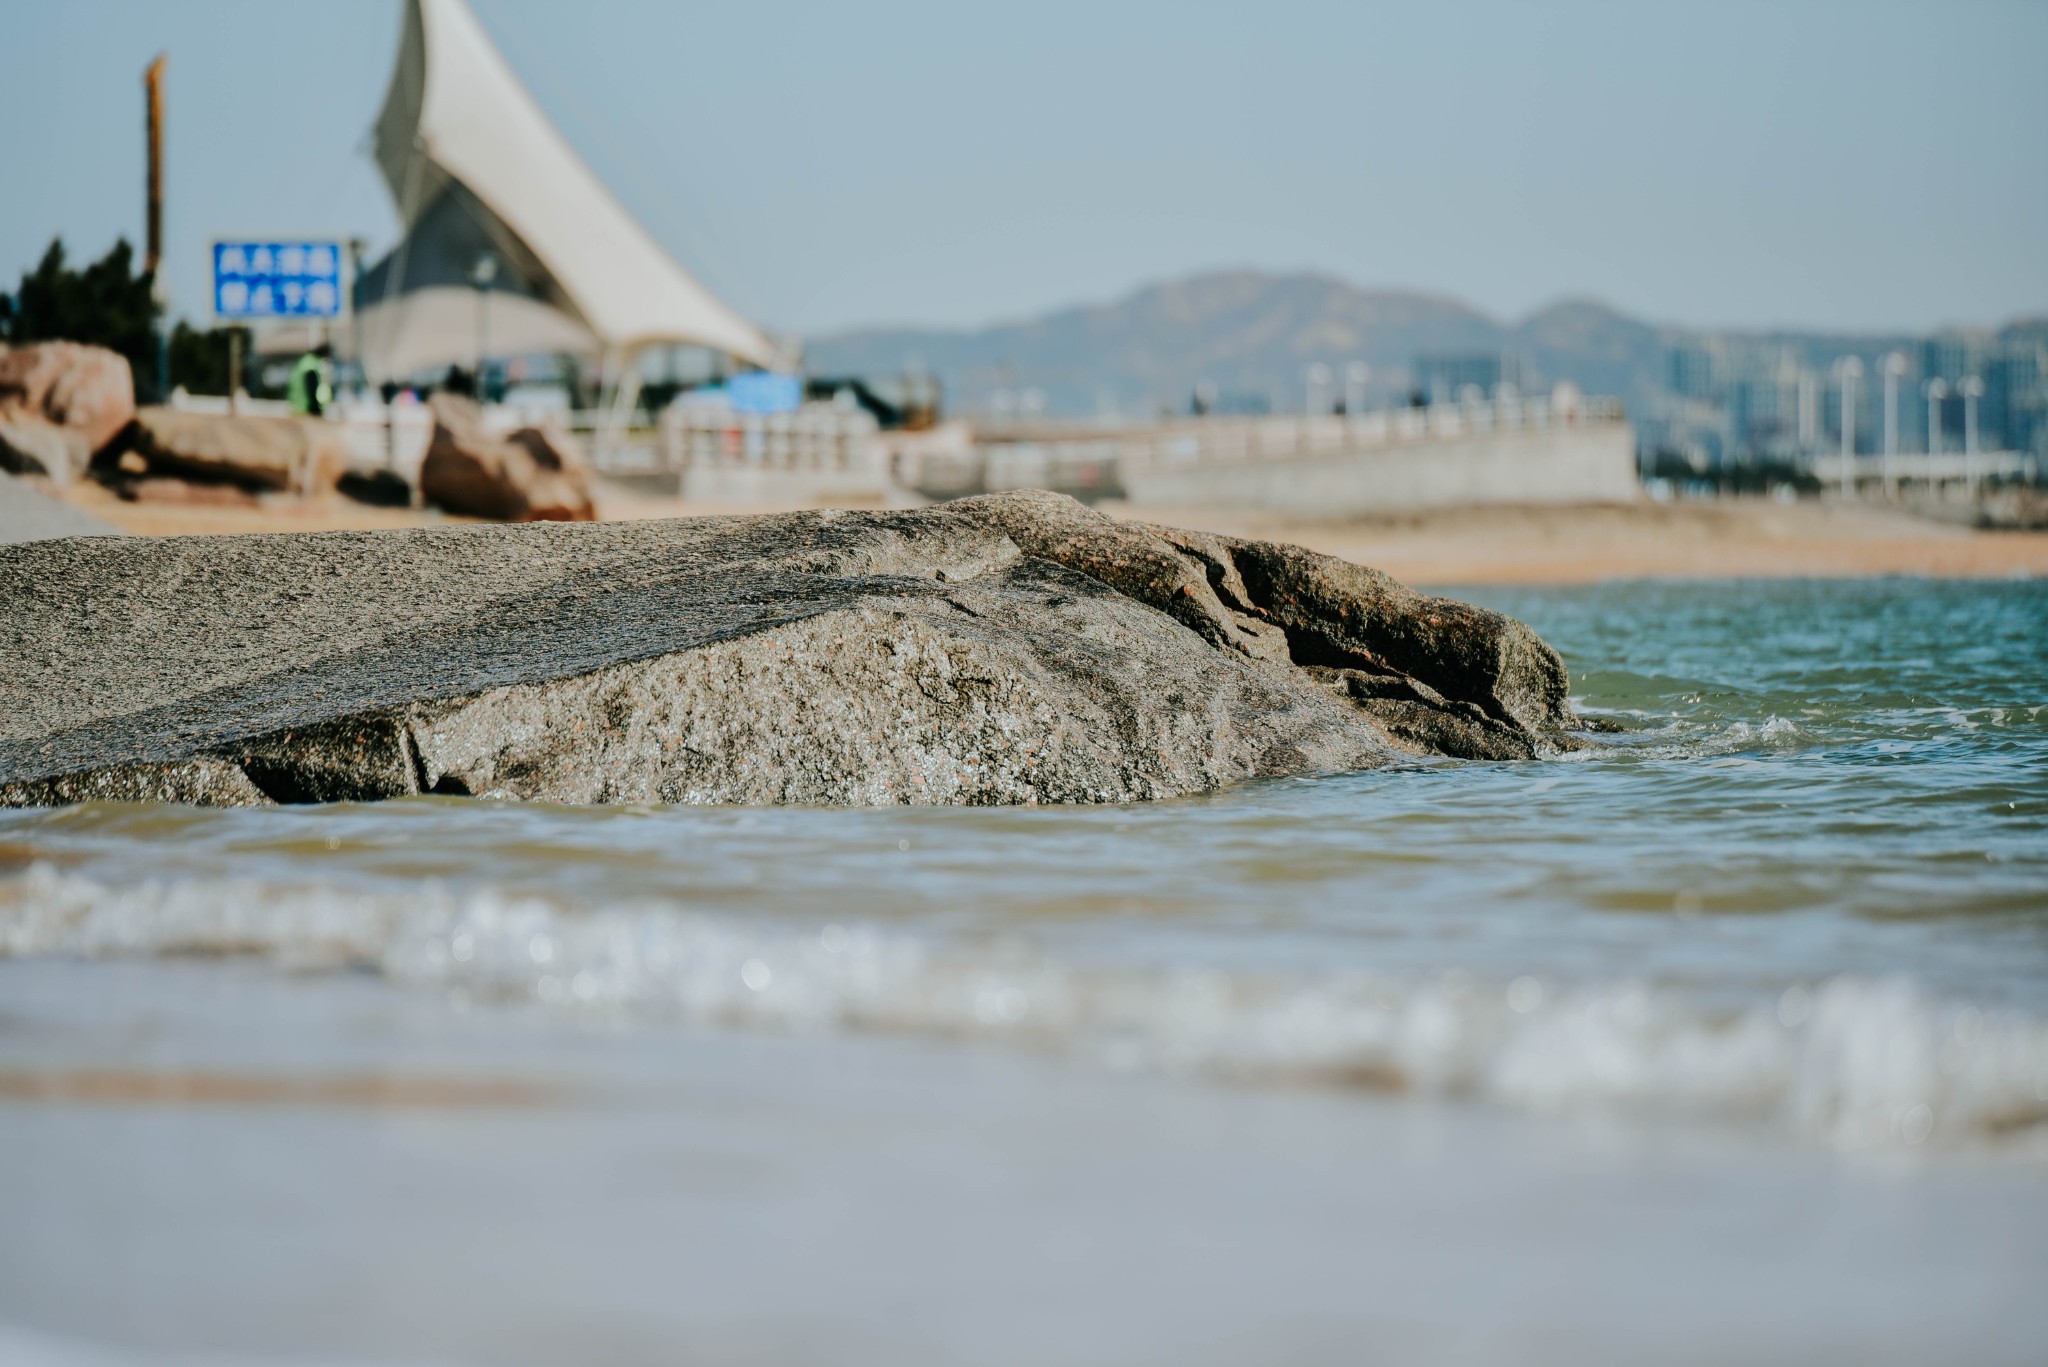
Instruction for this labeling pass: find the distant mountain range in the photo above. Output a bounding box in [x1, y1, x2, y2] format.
[803, 269, 2042, 426]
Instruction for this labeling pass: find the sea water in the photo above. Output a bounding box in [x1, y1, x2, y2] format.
[1, 578, 2044, 1364]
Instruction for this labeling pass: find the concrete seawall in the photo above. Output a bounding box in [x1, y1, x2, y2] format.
[1119, 421, 1639, 518]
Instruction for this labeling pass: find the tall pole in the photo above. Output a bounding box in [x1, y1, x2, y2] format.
[1835, 356, 1862, 498]
[144, 53, 168, 400]
[1882, 351, 1907, 500]
[1924, 377, 1947, 469]
[1344, 361, 1371, 419]
[470, 252, 498, 396]
[1305, 363, 1331, 417]
[346, 237, 367, 396]
[1962, 374, 1983, 499]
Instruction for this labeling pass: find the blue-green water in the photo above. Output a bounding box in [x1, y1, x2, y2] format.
[3, 577, 2044, 1151]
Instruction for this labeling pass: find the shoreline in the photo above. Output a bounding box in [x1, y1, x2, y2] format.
[1104, 497, 2048, 585]
[27, 479, 2048, 585]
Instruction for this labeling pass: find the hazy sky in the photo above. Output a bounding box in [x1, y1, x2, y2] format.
[6, 0, 2044, 337]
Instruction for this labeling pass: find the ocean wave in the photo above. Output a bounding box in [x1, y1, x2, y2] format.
[5, 861, 2045, 1154]
[1563, 710, 1808, 764]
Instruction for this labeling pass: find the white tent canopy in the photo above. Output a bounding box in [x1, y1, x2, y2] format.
[357, 0, 777, 381]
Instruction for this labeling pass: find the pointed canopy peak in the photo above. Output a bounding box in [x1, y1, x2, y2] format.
[370, 0, 777, 368]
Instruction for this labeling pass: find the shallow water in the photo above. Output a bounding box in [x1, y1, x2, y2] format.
[3, 578, 2047, 1362]
[6, 577, 2044, 1148]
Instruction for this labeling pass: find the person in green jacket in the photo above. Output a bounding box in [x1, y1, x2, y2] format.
[288, 344, 334, 417]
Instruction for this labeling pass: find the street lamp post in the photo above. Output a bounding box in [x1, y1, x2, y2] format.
[1305, 363, 1332, 417]
[1344, 361, 1371, 419]
[1834, 356, 1863, 498]
[1961, 375, 1984, 499]
[1925, 378, 1948, 480]
[1881, 351, 1908, 500]
[470, 251, 499, 395]
[346, 236, 368, 396]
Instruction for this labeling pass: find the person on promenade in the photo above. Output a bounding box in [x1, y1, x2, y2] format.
[289, 344, 334, 417]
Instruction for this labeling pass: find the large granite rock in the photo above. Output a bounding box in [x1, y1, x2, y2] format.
[419, 393, 595, 522]
[0, 342, 137, 455]
[114, 407, 349, 495]
[0, 492, 1588, 809]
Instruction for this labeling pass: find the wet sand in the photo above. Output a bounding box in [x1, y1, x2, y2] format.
[34, 479, 2048, 583]
[4, 958, 2043, 1367]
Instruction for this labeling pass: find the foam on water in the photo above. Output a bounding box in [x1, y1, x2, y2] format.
[4, 578, 2044, 1169]
[8, 861, 2044, 1155]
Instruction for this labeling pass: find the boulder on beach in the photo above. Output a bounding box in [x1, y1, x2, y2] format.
[112, 407, 349, 496]
[0, 341, 137, 456]
[0, 491, 1586, 809]
[419, 392, 595, 522]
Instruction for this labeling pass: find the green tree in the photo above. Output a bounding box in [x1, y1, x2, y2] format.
[0, 238, 160, 397]
[165, 319, 252, 397]
[1, 237, 267, 400]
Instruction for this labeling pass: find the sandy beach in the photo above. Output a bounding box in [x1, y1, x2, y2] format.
[31, 478, 2048, 583]
[1105, 498, 2048, 584]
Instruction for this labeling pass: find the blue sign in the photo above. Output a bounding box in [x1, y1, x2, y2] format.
[727, 372, 803, 415]
[213, 241, 343, 319]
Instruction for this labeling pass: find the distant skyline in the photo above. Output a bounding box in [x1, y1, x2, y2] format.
[5, 0, 2045, 339]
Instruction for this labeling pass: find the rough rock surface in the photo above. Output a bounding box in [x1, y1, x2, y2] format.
[0, 342, 137, 454]
[0, 492, 1586, 809]
[111, 407, 349, 496]
[419, 393, 594, 522]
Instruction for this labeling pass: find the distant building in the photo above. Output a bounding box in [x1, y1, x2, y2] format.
[1985, 347, 2046, 454]
[1668, 345, 1716, 400]
[1920, 333, 1983, 387]
[1656, 340, 1820, 465]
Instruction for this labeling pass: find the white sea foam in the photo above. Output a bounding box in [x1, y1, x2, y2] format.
[6, 861, 2045, 1154]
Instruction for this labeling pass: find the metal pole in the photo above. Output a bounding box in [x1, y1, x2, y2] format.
[228, 329, 242, 413]
[346, 237, 367, 396]
[470, 252, 498, 396]
[1882, 351, 1907, 500]
[1835, 356, 1861, 498]
[1344, 361, 1370, 419]
[1925, 379, 1947, 481]
[1305, 363, 1331, 417]
[1962, 375, 1983, 499]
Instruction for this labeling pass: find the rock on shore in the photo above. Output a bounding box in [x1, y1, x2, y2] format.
[0, 342, 136, 451]
[113, 408, 350, 497]
[420, 393, 595, 522]
[0, 491, 1584, 808]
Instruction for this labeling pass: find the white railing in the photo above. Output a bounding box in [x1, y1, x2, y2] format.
[1108, 394, 1626, 474]
[653, 402, 881, 474]
[165, 388, 294, 418]
[901, 392, 1627, 497]
[1811, 451, 2034, 488]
